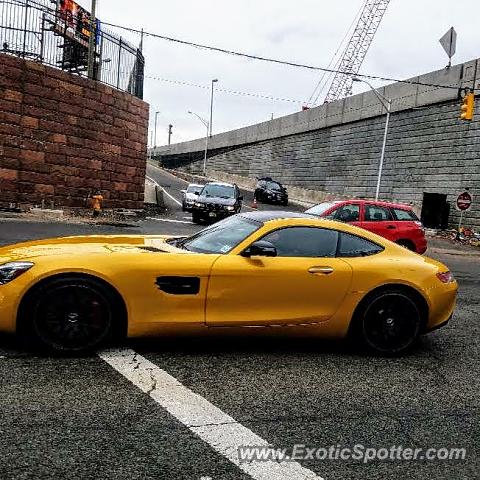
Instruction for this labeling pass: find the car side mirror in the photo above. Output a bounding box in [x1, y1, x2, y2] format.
[194, 192, 199, 195]
[242, 240, 277, 258]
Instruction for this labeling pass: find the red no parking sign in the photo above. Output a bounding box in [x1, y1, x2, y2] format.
[456, 191, 473, 212]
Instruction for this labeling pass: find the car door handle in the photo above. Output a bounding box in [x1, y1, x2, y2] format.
[386, 225, 397, 229]
[308, 266, 334, 275]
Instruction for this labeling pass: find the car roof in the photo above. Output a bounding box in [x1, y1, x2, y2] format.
[258, 177, 282, 183]
[321, 199, 414, 210]
[240, 211, 313, 222]
[204, 181, 236, 187]
[188, 183, 203, 187]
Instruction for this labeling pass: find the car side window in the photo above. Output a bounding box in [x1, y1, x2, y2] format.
[337, 232, 384, 257]
[328, 204, 360, 222]
[393, 208, 418, 221]
[364, 205, 393, 222]
[261, 227, 338, 258]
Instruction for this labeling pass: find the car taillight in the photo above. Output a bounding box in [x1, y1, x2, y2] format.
[414, 220, 425, 230]
[437, 271, 454, 283]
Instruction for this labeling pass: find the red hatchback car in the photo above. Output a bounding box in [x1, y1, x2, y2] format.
[305, 200, 427, 254]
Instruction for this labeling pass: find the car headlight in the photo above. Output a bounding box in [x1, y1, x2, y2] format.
[226, 206, 235, 211]
[194, 202, 203, 207]
[0, 262, 34, 285]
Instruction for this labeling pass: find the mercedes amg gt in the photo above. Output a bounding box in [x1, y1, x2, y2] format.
[0, 212, 457, 354]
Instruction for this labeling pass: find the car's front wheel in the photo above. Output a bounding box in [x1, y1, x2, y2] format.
[20, 277, 116, 353]
[355, 290, 422, 355]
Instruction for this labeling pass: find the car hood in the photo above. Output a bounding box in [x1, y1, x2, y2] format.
[197, 196, 236, 206]
[0, 234, 187, 263]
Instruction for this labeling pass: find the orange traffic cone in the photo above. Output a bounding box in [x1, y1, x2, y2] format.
[251, 197, 258, 209]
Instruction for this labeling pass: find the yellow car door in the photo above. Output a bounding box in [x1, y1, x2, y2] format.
[206, 226, 353, 326]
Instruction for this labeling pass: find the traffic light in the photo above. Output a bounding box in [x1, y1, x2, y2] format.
[460, 92, 475, 121]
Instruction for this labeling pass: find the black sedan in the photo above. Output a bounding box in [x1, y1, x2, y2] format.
[254, 177, 288, 206]
[191, 182, 243, 224]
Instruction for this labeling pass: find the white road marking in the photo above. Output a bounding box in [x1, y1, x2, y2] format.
[145, 175, 159, 186]
[146, 217, 193, 225]
[99, 348, 324, 480]
[146, 168, 183, 206]
[161, 187, 183, 206]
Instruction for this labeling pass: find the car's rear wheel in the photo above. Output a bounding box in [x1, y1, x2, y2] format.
[356, 290, 421, 355]
[21, 277, 115, 353]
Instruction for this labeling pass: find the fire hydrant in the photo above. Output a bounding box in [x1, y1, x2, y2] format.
[91, 191, 104, 217]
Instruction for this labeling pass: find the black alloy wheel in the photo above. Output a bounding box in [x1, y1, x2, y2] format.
[26, 278, 114, 353]
[360, 291, 421, 354]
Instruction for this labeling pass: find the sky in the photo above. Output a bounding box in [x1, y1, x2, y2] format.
[76, 0, 479, 146]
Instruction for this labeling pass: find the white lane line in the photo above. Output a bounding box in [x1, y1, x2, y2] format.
[146, 217, 193, 225]
[146, 166, 185, 206]
[146, 173, 183, 207]
[161, 187, 183, 206]
[146, 175, 159, 186]
[147, 163, 192, 185]
[98, 348, 324, 480]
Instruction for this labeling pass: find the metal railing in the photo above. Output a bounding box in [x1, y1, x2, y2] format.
[0, 0, 144, 98]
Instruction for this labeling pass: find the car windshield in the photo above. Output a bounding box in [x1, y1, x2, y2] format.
[201, 184, 235, 199]
[178, 216, 261, 254]
[187, 185, 201, 193]
[267, 181, 282, 191]
[305, 202, 340, 216]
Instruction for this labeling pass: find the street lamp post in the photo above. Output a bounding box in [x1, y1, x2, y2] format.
[188, 111, 209, 176]
[353, 78, 392, 201]
[153, 111, 160, 148]
[209, 79, 218, 137]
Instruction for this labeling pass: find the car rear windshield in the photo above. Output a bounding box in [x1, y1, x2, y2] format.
[201, 184, 235, 199]
[180, 216, 261, 254]
[267, 181, 282, 191]
[305, 202, 339, 216]
[392, 208, 420, 221]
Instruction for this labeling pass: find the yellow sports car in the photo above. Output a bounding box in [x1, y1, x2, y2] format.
[0, 212, 457, 354]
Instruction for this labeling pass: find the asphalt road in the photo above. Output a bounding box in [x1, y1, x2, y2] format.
[0, 169, 478, 479]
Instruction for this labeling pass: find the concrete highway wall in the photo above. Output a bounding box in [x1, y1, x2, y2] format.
[152, 59, 480, 229]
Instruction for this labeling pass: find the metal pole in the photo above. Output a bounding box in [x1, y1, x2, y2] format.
[458, 210, 464, 232]
[375, 100, 391, 201]
[154, 112, 159, 148]
[203, 124, 209, 176]
[209, 79, 217, 137]
[87, 0, 97, 79]
[22, 0, 29, 58]
[116, 38, 122, 89]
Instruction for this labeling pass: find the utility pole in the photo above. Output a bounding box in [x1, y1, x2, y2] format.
[87, 0, 97, 80]
[154, 111, 160, 148]
[209, 78, 218, 137]
[353, 77, 391, 201]
[188, 111, 209, 176]
[168, 124, 173, 145]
